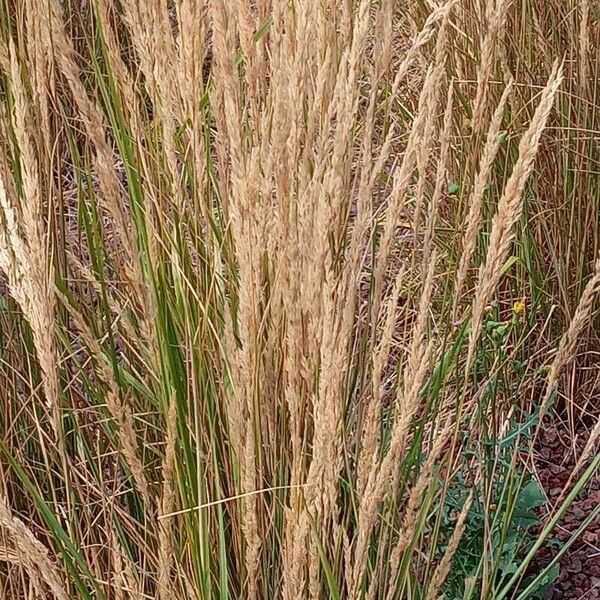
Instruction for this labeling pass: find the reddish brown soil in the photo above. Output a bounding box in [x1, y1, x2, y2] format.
[533, 426, 600, 599]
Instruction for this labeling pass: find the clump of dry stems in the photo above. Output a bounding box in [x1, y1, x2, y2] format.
[0, 1, 598, 599]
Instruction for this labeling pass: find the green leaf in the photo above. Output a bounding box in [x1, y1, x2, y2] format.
[500, 255, 520, 276]
[253, 16, 273, 42]
[447, 181, 460, 195]
[517, 480, 546, 512]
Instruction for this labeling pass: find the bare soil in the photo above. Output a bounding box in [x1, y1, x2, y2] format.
[533, 425, 600, 599]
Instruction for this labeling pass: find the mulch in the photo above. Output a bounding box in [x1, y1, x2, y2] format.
[532, 425, 600, 599]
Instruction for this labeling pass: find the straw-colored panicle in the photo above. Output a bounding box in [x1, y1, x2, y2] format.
[357, 266, 406, 495]
[0, 44, 60, 430]
[578, 0, 590, 94]
[541, 253, 600, 419]
[0, 499, 69, 600]
[43, 0, 148, 308]
[349, 259, 436, 598]
[424, 491, 474, 600]
[412, 9, 451, 260]
[384, 420, 455, 600]
[1, 1, 598, 598]
[422, 84, 454, 274]
[466, 61, 563, 372]
[470, 0, 512, 139]
[453, 79, 514, 320]
[58, 293, 151, 508]
[157, 391, 179, 600]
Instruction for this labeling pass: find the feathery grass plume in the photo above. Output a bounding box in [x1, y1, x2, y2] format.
[0, 498, 69, 600]
[119, 0, 187, 226]
[0, 45, 8, 73]
[373, 0, 394, 78]
[422, 83, 454, 273]
[109, 533, 144, 600]
[371, 64, 430, 321]
[209, 4, 268, 593]
[369, 3, 457, 319]
[452, 79, 513, 321]
[424, 491, 474, 600]
[1, 1, 599, 598]
[174, 0, 209, 215]
[279, 0, 376, 594]
[1, 42, 61, 426]
[539, 253, 600, 420]
[42, 0, 147, 304]
[119, 0, 181, 118]
[412, 9, 450, 260]
[357, 266, 406, 495]
[350, 259, 437, 597]
[58, 292, 151, 508]
[94, 0, 142, 133]
[23, 0, 53, 159]
[157, 391, 178, 600]
[384, 420, 455, 600]
[389, 0, 457, 99]
[466, 61, 563, 371]
[470, 0, 512, 138]
[350, 338, 435, 597]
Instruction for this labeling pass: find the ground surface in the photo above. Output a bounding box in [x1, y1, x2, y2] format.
[534, 425, 600, 599]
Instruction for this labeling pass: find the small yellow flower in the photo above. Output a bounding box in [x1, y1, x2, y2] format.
[512, 300, 525, 317]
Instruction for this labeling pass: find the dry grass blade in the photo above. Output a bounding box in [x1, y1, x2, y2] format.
[471, 0, 512, 137]
[424, 491, 474, 600]
[0, 499, 69, 600]
[540, 253, 600, 419]
[452, 79, 513, 321]
[466, 61, 563, 371]
[0, 2, 598, 599]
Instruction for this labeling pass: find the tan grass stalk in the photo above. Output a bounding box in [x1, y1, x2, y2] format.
[157, 391, 178, 599]
[357, 267, 406, 494]
[412, 11, 450, 259]
[95, 0, 141, 132]
[466, 61, 563, 372]
[372, 65, 431, 319]
[67, 254, 140, 346]
[422, 83, 454, 273]
[0, 499, 69, 600]
[43, 0, 146, 303]
[0, 45, 9, 73]
[540, 253, 600, 420]
[578, 0, 590, 94]
[175, 0, 209, 213]
[389, 0, 457, 99]
[424, 491, 474, 600]
[471, 0, 512, 138]
[119, 0, 186, 223]
[120, 0, 181, 118]
[24, 0, 52, 159]
[350, 339, 434, 597]
[452, 79, 513, 320]
[110, 533, 144, 600]
[385, 421, 455, 600]
[280, 2, 375, 594]
[3, 42, 60, 424]
[58, 295, 152, 508]
[373, 0, 394, 78]
[350, 260, 437, 597]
